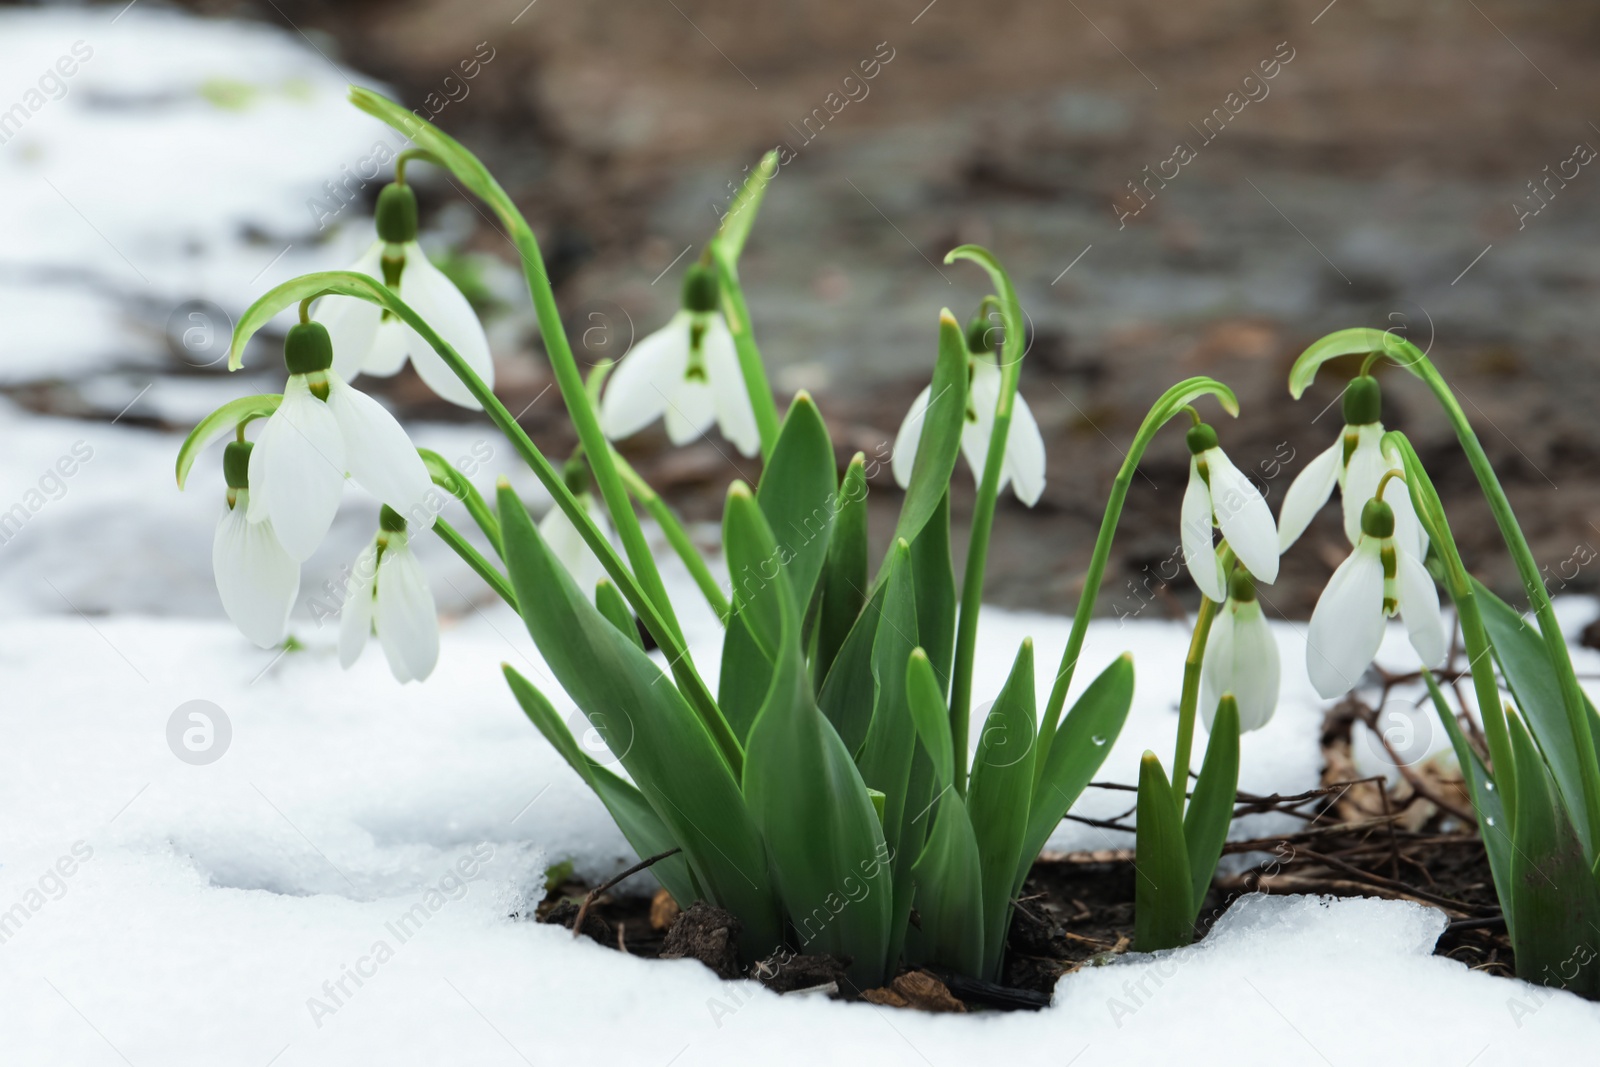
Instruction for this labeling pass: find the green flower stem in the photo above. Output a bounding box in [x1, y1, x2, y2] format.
[1171, 545, 1234, 819]
[1384, 431, 1518, 824]
[1035, 376, 1240, 774]
[709, 239, 782, 462]
[433, 516, 517, 610]
[613, 450, 732, 622]
[419, 447, 502, 557]
[347, 86, 686, 653]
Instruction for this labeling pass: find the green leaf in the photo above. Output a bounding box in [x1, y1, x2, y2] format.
[723, 481, 789, 659]
[1473, 577, 1600, 847]
[1506, 709, 1600, 996]
[225, 270, 391, 371]
[755, 391, 838, 611]
[1134, 753, 1195, 951]
[497, 481, 781, 956]
[966, 638, 1038, 979]
[908, 491, 957, 694]
[174, 395, 281, 489]
[594, 578, 643, 650]
[717, 615, 773, 745]
[891, 312, 969, 546]
[817, 580, 889, 756]
[1288, 327, 1418, 400]
[906, 649, 954, 790]
[1015, 654, 1134, 894]
[742, 554, 893, 987]
[715, 150, 779, 262]
[503, 666, 698, 905]
[1183, 696, 1240, 919]
[907, 788, 986, 976]
[815, 453, 869, 688]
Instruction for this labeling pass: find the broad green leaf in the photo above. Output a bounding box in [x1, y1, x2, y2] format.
[503, 666, 698, 905]
[855, 540, 921, 968]
[497, 482, 781, 956]
[225, 270, 391, 371]
[1426, 671, 1516, 942]
[1015, 654, 1134, 894]
[1134, 753, 1195, 951]
[743, 557, 893, 987]
[1506, 710, 1600, 997]
[891, 312, 969, 546]
[755, 391, 838, 611]
[966, 638, 1038, 979]
[815, 453, 868, 688]
[174, 395, 281, 489]
[717, 615, 772, 745]
[906, 648, 954, 789]
[817, 580, 889, 755]
[1474, 577, 1600, 847]
[1288, 327, 1418, 400]
[723, 481, 790, 659]
[594, 578, 643, 650]
[908, 491, 957, 694]
[907, 788, 985, 976]
[1184, 696, 1240, 919]
[715, 149, 779, 261]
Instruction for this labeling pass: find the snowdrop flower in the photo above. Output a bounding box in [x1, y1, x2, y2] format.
[212, 440, 299, 648]
[538, 461, 615, 598]
[600, 264, 760, 457]
[339, 507, 439, 683]
[891, 319, 1046, 506]
[1180, 421, 1280, 602]
[313, 182, 494, 409]
[1278, 374, 1396, 550]
[247, 321, 434, 562]
[1306, 489, 1447, 699]
[1201, 570, 1280, 732]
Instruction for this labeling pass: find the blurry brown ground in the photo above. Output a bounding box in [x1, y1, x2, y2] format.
[191, 0, 1600, 619]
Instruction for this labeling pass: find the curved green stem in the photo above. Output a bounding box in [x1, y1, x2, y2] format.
[614, 450, 732, 622]
[393, 148, 441, 186]
[1034, 376, 1241, 773]
[1172, 546, 1234, 818]
[433, 516, 517, 610]
[419, 447, 502, 557]
[709, 239, 781, 462]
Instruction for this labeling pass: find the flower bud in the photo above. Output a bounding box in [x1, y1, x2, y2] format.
[223, 440, 253, 489]
[284, 322, 335, 375]
[681, 263, 719, 313]
[375, 182, 418, 244]
[1229, 568, 1257, 603]
[1360, 497, 1395, 539]
[1185, 422, 1219, 455]
[379, 504, 407, 533]
[1342, 374, 1381, 426]
[562, 453, 591, 497]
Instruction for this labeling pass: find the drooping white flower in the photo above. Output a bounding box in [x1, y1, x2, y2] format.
[1278, 374, 1399, 550]
[246, 322, 434, 562]
[1180, 422, 1279, 601]
[892, 355, 1047, 507]
[1306, 491, 1448, 699]
[538, 488, 615, 599]
[339, 509, 439, 683]
[1201, 571, 1280, 733]
[600, 265, 759, 457]
[212, 440, 299, 648]
[313, 183, 493, 410]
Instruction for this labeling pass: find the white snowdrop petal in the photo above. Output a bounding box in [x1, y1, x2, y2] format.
[260, 378, 346, 561]
[245, 417, 274, 523]
[703, 316, 761, 457]
[1277, 438, 1341, 551]
[663, 374, 717, 445]
[316, 241, 385, 382]
[1396, 547, 1448, 669]
[1340, 426, 1387, 545]
[363, 321, 411, 377]
[213, 496, 299, 649]
[600, 314, 690, 441]
[1182, 459, 1226, 602]
[338, 541, 380, 668]
[890, 385, 933, 490]
[1200, 607, 1235, 732]
[960, 361, 1003, 492]
[1387, 476, 1429, 561]
[1227, 602, 1281, 732]
[398, 243, 494, 409]
[325, 376, 434, 522]
[376, 541, 439, 683]
[1207, 449, 1279, 584]
[1003, 390, 1047, 507]
[1307, 542, 1387, 699]
[539, 495, 611, 598]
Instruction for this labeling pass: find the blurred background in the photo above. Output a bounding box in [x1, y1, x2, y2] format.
[3, 0, 1598, 639]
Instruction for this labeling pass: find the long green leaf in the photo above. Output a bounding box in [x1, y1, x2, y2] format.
[716, 150, 778, 262]
[966, 638, 1038, 979]
[723, 482, 789, 659]
[1183, 696, 1240, 919]
[817, 580, 889, 755]
[1015, 654, 1134, 894]
[908, 491, 957, 694]
[497, 482, 781, 956]
[907, 788, 986, 976]
[755, 391, 838, 611]
[503, 666, 698, 905]
[1506, 710, 1600, 996]
[174, 395, 281, 488]
[1134, 753, 1195, 951]
[816, 453, 869, 688]
[594, 578, 643, 650]
[892, 311, 969, 546]
[906, 649, 955, 789]
[717, 615, 773, 745]
[742, 529, 893, 986]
